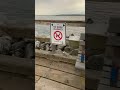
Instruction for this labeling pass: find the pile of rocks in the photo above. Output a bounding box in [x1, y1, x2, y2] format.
[0, 29, 34, 59]
[35, 40, 79, 56]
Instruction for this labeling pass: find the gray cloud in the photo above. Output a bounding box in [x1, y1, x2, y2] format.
[35, 0, 85, 15]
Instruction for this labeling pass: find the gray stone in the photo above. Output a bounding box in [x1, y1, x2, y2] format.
[64, 46, 72, 53]
[55, 49, 63, 54]
[50, 44, 57, 52]
[46, 44, 50, 51]
[35, 41, 40, 49]
[0, 36, 12, 55]
[70, 49, 78, 56]
[40, 43, 46, 50]
[0, 29, 8, 37]
[25, 43, 34, 59]
[11, 41, 26, 58]
[57, 45, 66, 51]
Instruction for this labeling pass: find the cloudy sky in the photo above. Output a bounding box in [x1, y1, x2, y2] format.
[35, 0, 85, 15]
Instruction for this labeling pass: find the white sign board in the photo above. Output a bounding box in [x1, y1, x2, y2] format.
[50, 23, 66, 45]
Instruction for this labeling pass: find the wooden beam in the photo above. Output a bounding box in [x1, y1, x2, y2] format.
[0, 54, 34, 76]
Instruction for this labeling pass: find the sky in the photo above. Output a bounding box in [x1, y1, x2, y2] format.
[35, 0, 85, 15]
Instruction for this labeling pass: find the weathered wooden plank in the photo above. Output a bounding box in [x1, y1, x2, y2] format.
[50, 61, 84, 77]
[87, 1, 120, 23]
[35, 76, 40, 83]
[103, 66, 111, 72]
[0, 54, 34, 76]
[99, 77, 120, 87]
[107, 36, 120, 46]
[86, 69, 102, 79]
[35, 78, 80, 90]
[104, 58, 112, 65]
[98, 84, 120, 90]
[47, 68, 84, 89]
[99, 78, 110, 85]
[0, 71, 34, 90]
[117, 81, 120, 87]
[86, 77, 99, 90]
[35, 65, 84, 89]
[35, 65, 50, 77]
[102, 71, 111, 78]
[36, 58, 52, 67]
[35, 57, 84, 77]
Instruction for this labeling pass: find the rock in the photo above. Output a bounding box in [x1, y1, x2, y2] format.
[40, 43, 46, 50]
[25, 43, 34, 59]
[35, 40, 40, 49]
[0, 29, 8, 37]
[50, 44, 57, 52]
[55, 49, 63, 54]
[57, 45, 66, 51]
[63, 51, 70, 57]
[46, 43, 50, 51]
[70, 49, 78, 56]
[0, 36, 12, 55]
[64, 46, 72, 53]
[11, 41, 26, 58]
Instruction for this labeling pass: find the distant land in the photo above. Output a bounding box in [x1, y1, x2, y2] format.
[36, 14, 85, 16]
[56, 14, 85, 16]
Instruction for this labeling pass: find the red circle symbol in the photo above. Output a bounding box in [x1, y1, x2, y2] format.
[54, 31, 63, 40]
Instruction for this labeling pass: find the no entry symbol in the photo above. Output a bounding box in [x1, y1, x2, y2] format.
[54, 31, 63, 40]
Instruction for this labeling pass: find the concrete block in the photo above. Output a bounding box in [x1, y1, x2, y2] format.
[75, 60, 85, 70]
[80, 33, 85, 40]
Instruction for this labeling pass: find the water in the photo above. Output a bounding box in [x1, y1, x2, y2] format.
[35, 23, 85, 38]
[35, 15, 85, 21]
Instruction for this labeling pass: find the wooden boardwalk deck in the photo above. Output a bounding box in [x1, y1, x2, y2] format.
[35, 57, 85, 90]
[0, 54, 34, 90]
[0, 70, 34, 90]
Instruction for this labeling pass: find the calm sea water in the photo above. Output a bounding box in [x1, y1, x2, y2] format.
[35, 23, 85, 38]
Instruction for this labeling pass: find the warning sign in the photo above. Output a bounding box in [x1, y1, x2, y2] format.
[54, 31, 62, 40]
[50, 23, 66, 45]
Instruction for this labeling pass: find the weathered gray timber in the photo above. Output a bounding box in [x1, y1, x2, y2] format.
[0, 54, 34, 76]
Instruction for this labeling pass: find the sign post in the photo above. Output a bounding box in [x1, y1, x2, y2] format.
[50, 23, 66, 45]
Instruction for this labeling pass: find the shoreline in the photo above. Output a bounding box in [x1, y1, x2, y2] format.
[35, 22, 85, 27]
